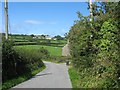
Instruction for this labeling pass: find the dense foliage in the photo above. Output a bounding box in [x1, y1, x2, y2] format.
[68, 2, 120, 88]
[2, 40, 49, 82]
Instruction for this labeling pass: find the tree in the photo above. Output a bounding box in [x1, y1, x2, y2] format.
[54, 35, 63, 40]
[64, 33, 68, 39]
[30, 34, 34, 37]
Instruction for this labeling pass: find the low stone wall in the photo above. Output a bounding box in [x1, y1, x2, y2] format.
[62, 44, 70, 56]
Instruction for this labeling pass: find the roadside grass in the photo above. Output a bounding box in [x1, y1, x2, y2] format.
[68, 66, 119, 88]
[14, 45, 62, 57]
[2, 65, 46, 90]
[68, 67, 80, 88]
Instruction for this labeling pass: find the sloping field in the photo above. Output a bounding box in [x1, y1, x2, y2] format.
[14, 45, 62, 57]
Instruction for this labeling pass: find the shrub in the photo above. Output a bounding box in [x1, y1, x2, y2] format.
[38, 47, 50, 59]
[2, 40, 45, 82]
[69, 20, 96, 70]
[68, 16, 120, 88]
[15, 47, 46, 73]
[2, 40, 18, 82]
[94, 19, 119, 87]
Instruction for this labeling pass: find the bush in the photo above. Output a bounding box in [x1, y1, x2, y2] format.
[69, 20, 96, 70]
[2, 40, 18, 82]
[15, 47, 47, 73]
[2, 40, 45, 82]
[68, 15, 120, 87]
[38, 47, 50, 59]
[94, 20, 119, 87]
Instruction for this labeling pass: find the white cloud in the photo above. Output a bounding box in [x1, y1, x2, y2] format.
[49, 22, 57, 25]
[25, 20, 57, 25]
[25, 20, 44, 25]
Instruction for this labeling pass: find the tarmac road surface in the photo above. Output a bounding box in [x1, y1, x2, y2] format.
[12, 61, 72, 88]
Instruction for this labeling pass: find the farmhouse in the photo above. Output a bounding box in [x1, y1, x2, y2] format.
[45, 35, 52, 40]
[33, 35, 53, 40]
[52, 37, 57, 40]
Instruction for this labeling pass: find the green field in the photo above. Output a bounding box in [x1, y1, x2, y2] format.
[14, 45, 62, 57]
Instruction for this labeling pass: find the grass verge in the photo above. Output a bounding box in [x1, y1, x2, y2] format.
[2, 65, 46, 90]
[68, 67, 80, 88]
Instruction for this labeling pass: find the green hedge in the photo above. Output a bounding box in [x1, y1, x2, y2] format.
[68, 13, 120, 88]
[2, 40, 49, 83]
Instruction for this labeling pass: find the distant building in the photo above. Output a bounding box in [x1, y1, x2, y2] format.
[32, 35, 53, 40]
[45, 35, 52, 40]
[37, 35, 44, 39]
[52, 37, 57, 40]
[33, 37, 37, 39]
[32, 35, 44, 39]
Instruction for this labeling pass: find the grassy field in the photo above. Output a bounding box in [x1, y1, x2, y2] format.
[14, 43, 71, 64]
[14, 45, 62, 57]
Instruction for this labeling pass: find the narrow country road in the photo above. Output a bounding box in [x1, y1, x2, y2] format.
[12, 61, 72, 88]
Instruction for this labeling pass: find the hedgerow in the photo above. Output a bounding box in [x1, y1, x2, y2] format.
[2, 40, 49, 83]
[68, 2, 120, 88]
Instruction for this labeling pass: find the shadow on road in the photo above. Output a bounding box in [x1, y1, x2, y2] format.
[32, 72, 52, 78]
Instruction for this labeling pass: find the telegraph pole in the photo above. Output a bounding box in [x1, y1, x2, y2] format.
[4, 0, 8, 40]
[89, 0, 93, 21]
